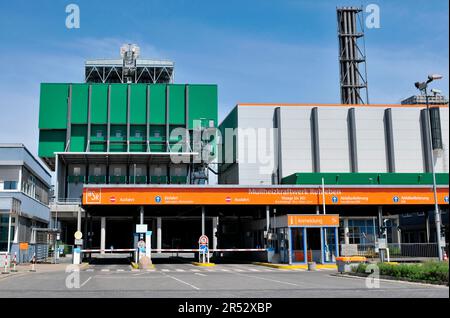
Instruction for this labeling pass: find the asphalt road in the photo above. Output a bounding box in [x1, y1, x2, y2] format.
[0, 263, 448, 298]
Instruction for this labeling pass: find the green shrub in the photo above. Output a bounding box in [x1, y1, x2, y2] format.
[353, 261, 449, 284]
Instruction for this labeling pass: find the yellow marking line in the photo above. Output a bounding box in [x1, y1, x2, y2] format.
[191, 262, 216, 267]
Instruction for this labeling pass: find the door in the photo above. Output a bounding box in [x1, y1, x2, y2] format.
[322, 227, 338, 263]
[290, 227, 307, 264]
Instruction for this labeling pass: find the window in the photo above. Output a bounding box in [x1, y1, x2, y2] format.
[96, 130, 103, 138]
[154, 131, 160, 138]
[3, 181, 18, 190]
[94, 167, 101, 176]
[347, 218, 377, 245]
[135, 131, 142, 138]
[113, 167, 122, 176]
[73, 167, 81, 176]
[417, 212, 425, 217]
[115, 130, 122, 138]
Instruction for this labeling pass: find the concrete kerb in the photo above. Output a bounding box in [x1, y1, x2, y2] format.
[253, 262, 337, 270]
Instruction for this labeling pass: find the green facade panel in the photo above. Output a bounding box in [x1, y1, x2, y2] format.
[71, 84, 89, 124]
[38, 130, 66, 157]
[188, 85, 218, 129]
[70, 125, 88, 152]
[149, 84, 166, 124]
[282, 173, 450, 186]
[39, 84, 69, 129]
[130, 84, 147, 124]
[90, 84, 108, 124]
[169, 85, 186, 125]
[110, 84, 128, 124]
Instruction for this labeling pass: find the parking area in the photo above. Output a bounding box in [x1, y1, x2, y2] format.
[0, 262, 448, 298]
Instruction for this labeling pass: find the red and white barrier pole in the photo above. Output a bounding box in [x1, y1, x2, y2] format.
[1, 254, 9, 274]
[11, 252, 17, 272]
[30, 253, 36, 272]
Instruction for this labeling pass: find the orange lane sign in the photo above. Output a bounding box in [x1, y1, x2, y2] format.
[287, 214, 339, 227]
[82, 186, 449, 206]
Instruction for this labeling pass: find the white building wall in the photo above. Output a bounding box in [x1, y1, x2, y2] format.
[436, 107, 449, 173]
[317, 107, 350, 172]
[391, 108, 424, 172]
[279, 107, 314, 177]
[237, 106, 276, 185]
[354, 107, 388, 172]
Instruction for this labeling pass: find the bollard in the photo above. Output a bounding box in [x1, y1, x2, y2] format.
[29, 253, 36, 272]
[11, 252, 17, 272]
[1, 254, 9, 274]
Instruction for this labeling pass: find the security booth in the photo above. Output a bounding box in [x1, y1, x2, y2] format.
[272, 214, 340, 265]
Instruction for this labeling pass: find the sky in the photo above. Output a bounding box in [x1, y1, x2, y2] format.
[0, 0, 448, 159]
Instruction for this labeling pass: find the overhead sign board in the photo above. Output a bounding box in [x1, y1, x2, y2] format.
[83, 187, 449, 206]
[74, 239, 83, 246]
[287, 214, 340, 227]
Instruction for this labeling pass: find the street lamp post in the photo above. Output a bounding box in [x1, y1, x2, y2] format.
[415, 74, 444, 261]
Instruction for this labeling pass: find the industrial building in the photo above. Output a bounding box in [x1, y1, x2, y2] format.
[0, 144, 51, 265]
[32, 10, 449, 265]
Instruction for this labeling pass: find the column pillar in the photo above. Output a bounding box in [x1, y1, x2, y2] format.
[201, 206, 206, 236]
[265, 206, 270, 248]
[139, 206, 144, 225]
[100, 217, 106, 254]
[77, 208, 82, 232]
[343, 218, 350, 245]
[157, 217, 162, 253]
[212, 216, 219, 250]
[425, 211, 430, 243]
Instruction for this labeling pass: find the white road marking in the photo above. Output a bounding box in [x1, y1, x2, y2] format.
[221, 269, 230, 272]
[117, 269, 124, 272]
[101, 269, 110, 272]
[86, 269, 94, 272]
[194, 273, 207, 277]
[146, 269, 155, 272]
[176, 269, 185, 272]
[233, 272, 300, 286]
[163, 273, 200, 290]
[80, 276, 92, 288]
[161, 269, 170, 272]
[247, 268, 260, 272]
[191, 269, 200, 272]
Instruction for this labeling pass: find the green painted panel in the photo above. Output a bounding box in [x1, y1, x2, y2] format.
[130, 144, 146, 152]
[71, 84, 89, 124]
[39, 84, 69, 129]
[419, 173, 449, 185]
[188, 85, 218, 129]
[149, 125, 166, 142]
[336, 173, 379, 185]
[169, 85, 185, 125]
[110, 84, 128, 124]
[91, 84, 108, 124]
[110, 143, 127, 152]
[378, 173, 420, 185]
[110, 125, 126, 141]
[150, 144, 166, 152]
[70, 125, 87, 152]
[90, 125, 106, 141]
[38, 130, 66, 157]
[130, 84, 147, 124]
[90, 143, 106, 152]
[149, 84, 166, 124]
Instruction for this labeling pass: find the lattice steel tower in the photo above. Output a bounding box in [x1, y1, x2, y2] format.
[337, 7, 369, 105]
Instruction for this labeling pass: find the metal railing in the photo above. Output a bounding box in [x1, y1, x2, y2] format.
[340, 243, 449, 259]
